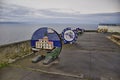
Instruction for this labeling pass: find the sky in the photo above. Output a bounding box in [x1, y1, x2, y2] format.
[1, 0, 120, 14]
[0, 0, 120, 23]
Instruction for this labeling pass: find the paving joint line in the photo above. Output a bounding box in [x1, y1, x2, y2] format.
[10, 64, 84, 79]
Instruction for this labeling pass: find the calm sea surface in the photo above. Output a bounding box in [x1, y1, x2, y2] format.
[0, 23, 97, 45]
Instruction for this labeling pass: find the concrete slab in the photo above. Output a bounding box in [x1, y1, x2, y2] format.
[0, 32, 120, 80]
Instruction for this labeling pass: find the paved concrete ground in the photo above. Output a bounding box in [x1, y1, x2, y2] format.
[0, 32, 120, 80]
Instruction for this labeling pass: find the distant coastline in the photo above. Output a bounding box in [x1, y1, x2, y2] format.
[0, 22, 27, 24]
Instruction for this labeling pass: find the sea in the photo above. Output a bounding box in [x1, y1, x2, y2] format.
[0, 23, 98, 45]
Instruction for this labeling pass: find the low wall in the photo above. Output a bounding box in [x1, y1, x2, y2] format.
[85, 30, 97, 32]
[0, 40, 32, 64]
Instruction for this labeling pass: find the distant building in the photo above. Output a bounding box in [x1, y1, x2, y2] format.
[36, 36, 54, 50]
[98, 24, 120, 33]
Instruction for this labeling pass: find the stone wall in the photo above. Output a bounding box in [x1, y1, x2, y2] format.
[0, 40, 31, 64]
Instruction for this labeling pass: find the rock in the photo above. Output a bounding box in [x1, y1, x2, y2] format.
[8, 59, 15, 63]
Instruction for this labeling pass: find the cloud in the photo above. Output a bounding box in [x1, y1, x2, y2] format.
[0, 2, 120, 24]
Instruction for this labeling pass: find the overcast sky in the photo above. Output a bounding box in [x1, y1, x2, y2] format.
[2, 0, 120, 14]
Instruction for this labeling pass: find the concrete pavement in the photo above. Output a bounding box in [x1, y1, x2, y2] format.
[0, 32, 120, 80]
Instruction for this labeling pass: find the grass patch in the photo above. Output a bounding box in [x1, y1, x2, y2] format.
[0, 61, 9, 69]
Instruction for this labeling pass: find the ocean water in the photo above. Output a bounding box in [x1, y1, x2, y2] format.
[0, 23, 97, 45]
